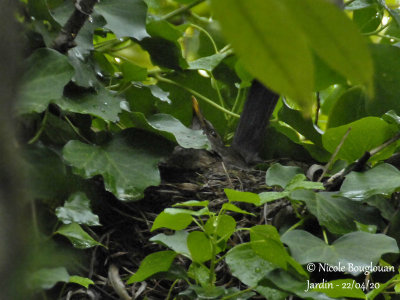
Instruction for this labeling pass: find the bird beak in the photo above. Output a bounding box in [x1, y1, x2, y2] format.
[191, 96, 207, 129]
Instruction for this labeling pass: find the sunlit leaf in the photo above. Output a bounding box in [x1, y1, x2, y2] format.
[56, 223, 103, 249]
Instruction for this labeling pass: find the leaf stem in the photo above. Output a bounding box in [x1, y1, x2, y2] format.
[161, 0, 206, 21]
[322, 228, 329, 244]
[190, 23, 219, 53]
[155, 74, 240, 118]
[64, 116, 92, 144]
[166, 279, 179, 300]
[28, 108, 49, 144]
[221, 286, 256, 299]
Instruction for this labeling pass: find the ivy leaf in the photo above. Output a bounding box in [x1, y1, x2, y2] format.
[56, 223, 103, 249]
[95, 0, 149, 40]
[151, 212, 193, 231]
[69, 276, 94, 289]
[281, 230, 399, 275]
[127, 251, 177, 283]
[63, 129, 173, 201]
[265, 163, 303, 189]
[55, 192, 100, 226]
[224, 189, 260, 205]
[17, 48, 74, 114]
[211, 0, 314, 109]
[129, 113, 211, 150]
[322, 117, 397, 162]
[340, 163, 400, 200]
[55, 88, 124, 122]
[291, 190, 383, 234]
[226, 243, 288, 300]
[29, 267, 69, 290]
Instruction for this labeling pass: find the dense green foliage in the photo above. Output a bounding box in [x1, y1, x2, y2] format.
[16, 0, 400, 298]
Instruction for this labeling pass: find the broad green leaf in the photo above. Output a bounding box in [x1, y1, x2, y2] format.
[56, 223, 103, 249]
[129, 113, 211, 150]
[55, 88, 124, 122]
[353, 6, 382, 34]
[150, 231, 190, 257]
[345, 0, 375, 10]
[95, 0, 149, 40]
[224, 189, 260, 205]
[278, 104, 323, 147]
[285, 174, 324, 191]
[63, 129, 172, 201]
[265, 163, 303, 188]
[188, 52, 230, 72]
[211, 0, 314, 109]
[173, 200, 209, 207]
[365, 195, 396, 220]
[121, 61, 147, 82]
[127, 251, 176, 283]
[281, 230, 398, 275]
[258, 192, 289, 205]
[225, 243, 287, 300]
[22, 145, 73, 200]
[55, 192, 100, 226]
[69, 276, 94, 289]
[67, 50, 99, 88]
[17, 48, 74, 114]
[221, 203, 255, 216]
[367, 44, 400, 115]
[312, 279, 365, 299]
[164, 207, 209, 217]
[286, 0, 373, 93]
[322, 117, 397, 162]
[151, 212, 192, 231]
[187, 231, 213, 263]
[204, 215, 236, 242]
[327, 87, 367, 128]
[340, 163, 400, 200]
[250, 225, 289, 269]
[291, 190, 383, 234]
[29, 267, 69, 290]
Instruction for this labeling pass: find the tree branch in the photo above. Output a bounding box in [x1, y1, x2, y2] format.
[52, 0, 98, 53]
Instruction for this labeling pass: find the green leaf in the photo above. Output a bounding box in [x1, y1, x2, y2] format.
[291, 190, 383, 234]
[326, 87, 367, 128]
[367, 44, 400, 115]
[130, 113, 211, 150]
[173, 200, 209, 207]
[285, 174, 324, 191]
[281, 230, 399, 275]
[69, 276, 94, 289]
[265, 163, 303, 188]
[63, 129, 172, 201]
[278, 104, 323, 147]
[345, 0, 375, 10]
[286, 0, 373, 92]
[258, 192, 289, 205]
[55, 192, 100, 226]
[187, 231, 213, 263]
[340, 163, 400, 200]
[221, 203, 255, 216]
[188, 263, 212, 287]
[164, 207, 209, 217]
[55, 88, 124, 122]
[127, 251, 177, 283]
[56, 223, 103, 249]
[204, 215, 236, 242]
[17, 48, 74, 114]
[211, 0, 314, 109]
[29, 267, 69, 290]
[225, 243, 287, 300]
[250, 225, 289, 270]
[22, 145, 70, 200]
[121, 61, 147, 82]
[151, 212, 193, 231]
[322, 117, 397, 162]
[224, 189, 260, 205]
[150, 231, 190, 257]
[95, 0, 149, 40]
[188, 52, 230, 72]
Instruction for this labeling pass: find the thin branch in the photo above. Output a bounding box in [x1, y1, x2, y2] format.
[52, 0, 98, 53]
